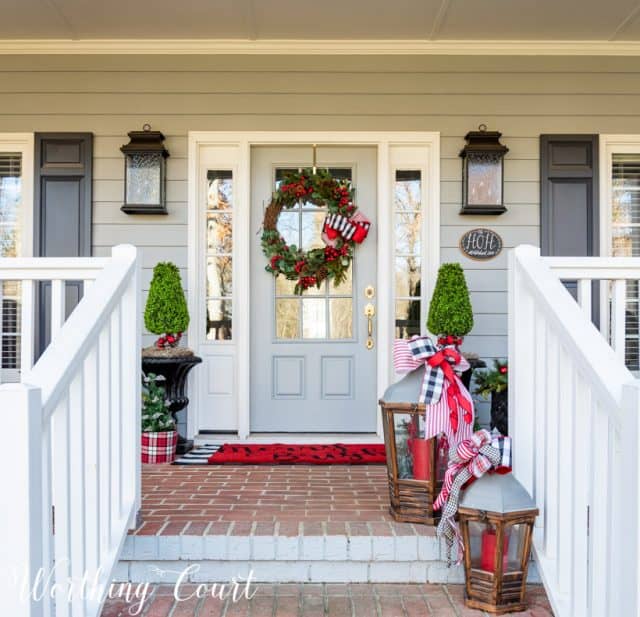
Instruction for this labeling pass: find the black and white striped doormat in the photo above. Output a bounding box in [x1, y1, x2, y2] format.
[173, 443, 221, 465]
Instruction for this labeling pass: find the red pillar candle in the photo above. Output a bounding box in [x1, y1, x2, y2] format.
[480, 528, 509, 572]
[408, 438, 432, 480]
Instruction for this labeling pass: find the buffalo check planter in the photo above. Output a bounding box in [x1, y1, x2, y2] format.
[141, 430, 178, 464]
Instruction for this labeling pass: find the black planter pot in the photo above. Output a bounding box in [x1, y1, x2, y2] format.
[490, 389, 508, 436]
[460, 357, 487, 391]
[142, 354, 202, 455]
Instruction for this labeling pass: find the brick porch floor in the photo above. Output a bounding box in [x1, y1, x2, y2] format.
[133, 464, 394, 535]
[101, 582, 553, 616]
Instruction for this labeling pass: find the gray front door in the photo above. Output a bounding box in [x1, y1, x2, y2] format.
[250, 146, 377, 432]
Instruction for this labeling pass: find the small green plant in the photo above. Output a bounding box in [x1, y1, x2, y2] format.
[473, 360, 508, 399]
[144, 262, 189, 347]
[141, 373, 175, 432]
[427, 263, 474, 337]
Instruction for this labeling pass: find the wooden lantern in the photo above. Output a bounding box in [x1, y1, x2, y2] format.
[379, 367, 446, 525]
[458, 473, 538, 614]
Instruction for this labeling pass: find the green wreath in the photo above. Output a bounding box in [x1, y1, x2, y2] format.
[261, 168, 369, 295]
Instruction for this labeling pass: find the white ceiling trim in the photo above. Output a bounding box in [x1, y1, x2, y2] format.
[1, 38, 640, 55]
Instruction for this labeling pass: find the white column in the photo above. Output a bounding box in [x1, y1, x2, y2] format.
[0, 383, 44, 617]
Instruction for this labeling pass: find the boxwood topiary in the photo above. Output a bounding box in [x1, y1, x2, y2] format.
[427, 263, 474, 337]
[144, 262, 189, 341]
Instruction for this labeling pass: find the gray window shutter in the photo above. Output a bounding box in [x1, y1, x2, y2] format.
[34, 133, 93, 357]
[540, 134, 599, 319]
[540, 135, 599, 257]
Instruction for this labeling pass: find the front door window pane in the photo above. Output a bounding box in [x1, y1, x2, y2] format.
[273, 167, 355, 342]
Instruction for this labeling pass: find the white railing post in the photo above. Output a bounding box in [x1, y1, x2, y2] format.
[611, 279, 627, 363]
[114, 245, 141, 527]
[0, 383, 44, 617]
[615, 382, 640, 617]
[509, 245, 538, 497]
[20, 280, 36, 375]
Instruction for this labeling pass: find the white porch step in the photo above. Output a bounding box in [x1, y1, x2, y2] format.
[114, 531, 539, 584]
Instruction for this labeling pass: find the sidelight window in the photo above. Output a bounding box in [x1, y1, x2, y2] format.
[394, 170, 422, 338]
[205, 170, 233, 341]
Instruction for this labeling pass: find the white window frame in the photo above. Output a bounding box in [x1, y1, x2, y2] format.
[188, 132, 440, 440]
[0, 133, 34, 383]
[599, 135, 640, 359]
[0, 133, 34, 258]
[600, 135, 640, 258]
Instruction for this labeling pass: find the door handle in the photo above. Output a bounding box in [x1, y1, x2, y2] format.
[364, 303, 375, 350]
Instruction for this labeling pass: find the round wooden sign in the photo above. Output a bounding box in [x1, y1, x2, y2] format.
[459, 228, 503, 261]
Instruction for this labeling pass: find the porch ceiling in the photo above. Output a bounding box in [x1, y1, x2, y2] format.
[3, 0, 640, 42]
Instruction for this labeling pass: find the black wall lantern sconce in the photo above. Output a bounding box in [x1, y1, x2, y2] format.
[120, 124, 169, 214]
[460, 125, 509, 215]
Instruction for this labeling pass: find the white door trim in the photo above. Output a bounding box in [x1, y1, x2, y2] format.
[188, 131, 440, 440]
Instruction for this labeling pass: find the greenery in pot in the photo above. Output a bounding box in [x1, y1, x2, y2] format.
[427, 263, 474, 339]
[141, 373, 175, 433]
[144, 262, 190, 353]
[474, 360, 509, 435]
[473, 360, 508, 399]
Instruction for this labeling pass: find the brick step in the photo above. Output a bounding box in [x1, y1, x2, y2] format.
[115, 528, 539, 584]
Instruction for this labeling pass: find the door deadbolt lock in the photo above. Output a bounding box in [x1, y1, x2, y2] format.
[364, 285, 375, 299]
[364, 303, 375, 350]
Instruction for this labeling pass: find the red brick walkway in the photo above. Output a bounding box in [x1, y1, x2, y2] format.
[101, 582, 553, 616]
[134, 464, 394, 535]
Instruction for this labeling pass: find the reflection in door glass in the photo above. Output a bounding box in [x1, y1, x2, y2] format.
[273, 168, 354, 341]
[206, 170, 233, 340]
[302, 298, 327, 339]
[275, 299, 300, 339]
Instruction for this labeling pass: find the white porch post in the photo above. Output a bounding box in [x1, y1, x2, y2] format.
[114, 245, 142, 527]
[0, 383, 44, 617]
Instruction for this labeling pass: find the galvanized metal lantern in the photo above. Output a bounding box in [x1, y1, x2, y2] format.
[379, 367, 447, 525]
[120, 124, 169, 214]
[460, 125, 509, 215]
[458, 473, 538, 614]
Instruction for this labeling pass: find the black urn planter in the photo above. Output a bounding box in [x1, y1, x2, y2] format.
[490, 389, 508, 436]
[142, 354, 202, 455]
[460, 356, 487, 391]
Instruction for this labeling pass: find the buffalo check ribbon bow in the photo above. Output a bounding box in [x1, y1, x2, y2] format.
[433, 429, 513, 565]
[393, 336, 473, 433]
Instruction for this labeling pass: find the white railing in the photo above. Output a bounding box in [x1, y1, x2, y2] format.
[509, 245, 640, 617]
[0, 245, 141, 617]
[545, 255, 640, 366]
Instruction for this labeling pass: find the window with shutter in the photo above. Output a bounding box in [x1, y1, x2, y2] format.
[611, 152, 640, 370]
[0, 152, 23, 381]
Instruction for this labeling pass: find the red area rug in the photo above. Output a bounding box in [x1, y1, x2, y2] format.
[208, 443, 386, 465]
